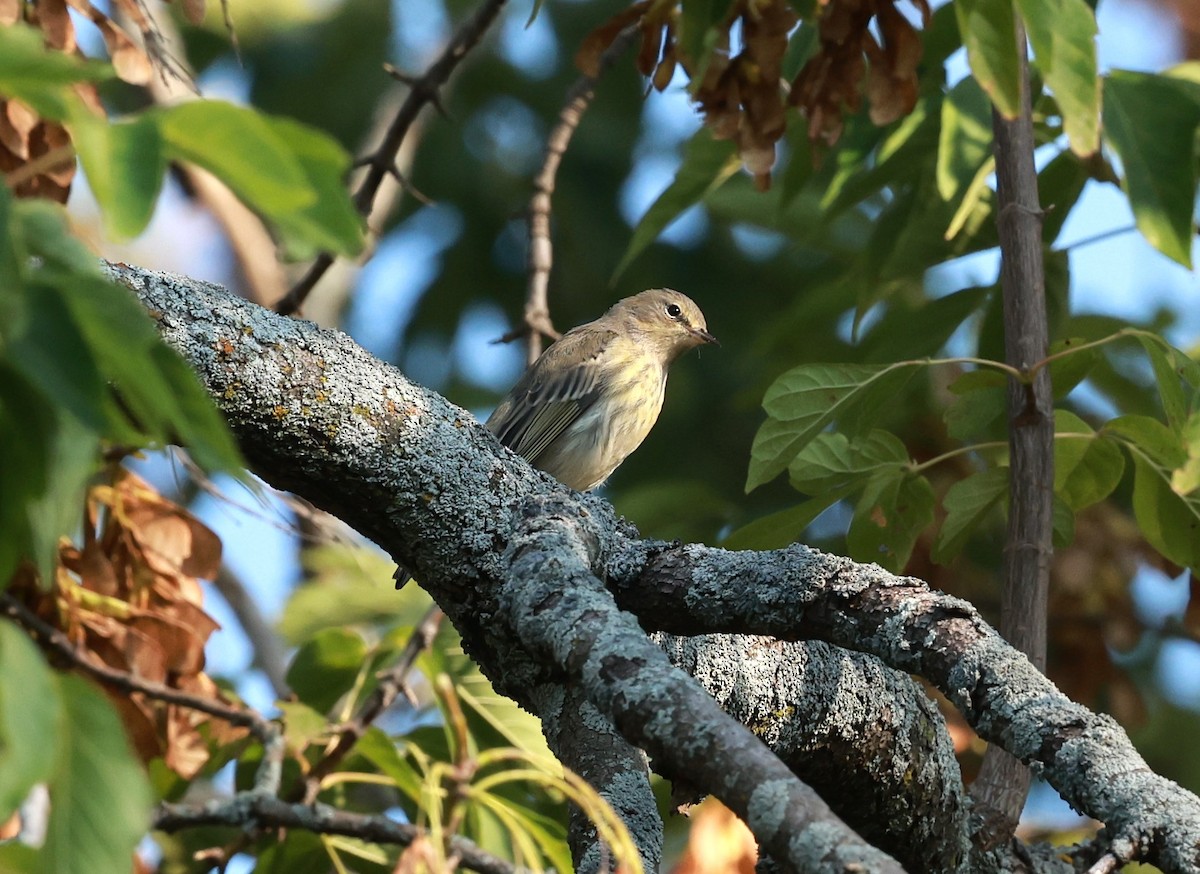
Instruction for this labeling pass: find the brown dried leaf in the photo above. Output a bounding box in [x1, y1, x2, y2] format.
[576, 0, 651, 77]
[670, 799, 757, 874]
[180, 0, 206, 25]
[0, 0, 21, 25]
[99, 18, 153, 85]
[31, 0, 75, 51]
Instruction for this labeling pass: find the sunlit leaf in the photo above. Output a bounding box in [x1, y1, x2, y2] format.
[287, 628, 369, 714]
[1129, 452, 1200, 572]
[72, 115, 166, 240]
[955, 0, 1021, 118]
[0, 23, 112, 119]
[1015, 0, 1100, 155]
[1054, 410, 1124, 510]
[1103, 70, 1200, 268]
[748, 361, 920, 491]
[788, 430, 909, 493]
[937, 76, 993, 202]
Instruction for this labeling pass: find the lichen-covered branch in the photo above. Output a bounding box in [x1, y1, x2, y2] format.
[114, 262, 1200, 873]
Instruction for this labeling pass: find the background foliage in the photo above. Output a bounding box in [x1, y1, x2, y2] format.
[1, 0, 1199, 869]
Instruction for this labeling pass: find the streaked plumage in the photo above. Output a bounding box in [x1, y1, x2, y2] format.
[486, 288, 715, 491]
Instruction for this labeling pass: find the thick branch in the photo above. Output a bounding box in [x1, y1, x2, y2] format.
[610, 545, 1200, 873]
[114, 263, 1200, 872]
[502, 496, 905, 872]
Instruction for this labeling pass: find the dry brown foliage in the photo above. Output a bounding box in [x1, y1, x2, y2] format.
[578, 0, 931, 189]
[1, 0, 203, 200]
[12, 469, 243, 779]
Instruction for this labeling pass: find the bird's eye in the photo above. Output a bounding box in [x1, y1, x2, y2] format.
[665, 303, 682, 319]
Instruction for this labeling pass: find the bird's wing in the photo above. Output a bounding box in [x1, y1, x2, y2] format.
[486, 328, 614, 463]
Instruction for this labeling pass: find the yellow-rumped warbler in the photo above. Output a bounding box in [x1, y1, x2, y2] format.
[395, 288, 714, 588]
[487, 288, 716, 490]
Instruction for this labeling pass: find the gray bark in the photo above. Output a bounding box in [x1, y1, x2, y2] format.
[114, 263, 1200, 874]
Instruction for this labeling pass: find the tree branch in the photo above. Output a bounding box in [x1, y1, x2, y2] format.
[153, 794, 519, 874]
[506, 25, 639, 364]
[112, 262, 1200, 872]
[276, 0, 509, 316]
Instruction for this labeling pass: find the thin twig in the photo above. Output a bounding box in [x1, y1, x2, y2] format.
[3, 144, 76, 190]
[510, 24, 639, 366]
[1085, 853, 1122, 874]
[300, 605, 444, 802]
[275, 0, 510, 316]
[968, 14, 1053, 844]
[0, 592, 273, 740]
[153, 794, 519, 874]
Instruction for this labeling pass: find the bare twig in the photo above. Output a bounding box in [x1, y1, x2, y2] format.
[505, 25, 639, 365]
[968, 16, 1053, 844]
[153, 794, 519, 874]
[300, 605, 444, 802]
[1, 592, 271, 738]
[275, 0, 510, 316]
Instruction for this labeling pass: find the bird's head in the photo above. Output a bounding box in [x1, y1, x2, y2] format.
[610, 288, 717, 363]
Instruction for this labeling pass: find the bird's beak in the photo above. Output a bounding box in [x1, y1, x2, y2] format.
[690, 327, 719, 346]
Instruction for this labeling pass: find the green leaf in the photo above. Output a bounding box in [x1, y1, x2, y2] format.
[0, 24, 112, 119]
[748, 361, 920, 491]
[279, 545, 432, 644]
[859, 287, 990, 362]
[938, 76, 993, 202]
[1107, 414, 1185, 468]
[22, 414, 100, 583]
[944, 368, 1007, 440]
[53, 272, 242, 472]
[612, 129, 740, 282]
[1054, 410, 1125, 510]
[254, 115, 365, 260]
[1173, 412, 1200, 496]
[1052, 495, 1076, 548]
[1103, 70, 1200, 268]
[277, 701, 330, 752]
[42, 676, 151, 874]
[0, 624, 61, 819]
[0, 366, 52, 582]
[788, 430, 909, 492]
[354, 727, 423, 802]
[156, 100, 315, 221]
[72, 115, 167, 239]
[932, 466, 1008, 564]
[1047, 337, 1101, 399]
[1137, 335, 1198, 433]
[1039, 150, 1090, 244]
[1129, 452, 1200, 571]
[286, 628, 369, 714]
[1015, 0, 1100, 155]
[720, 488, 856, 550]
[955, 0, 1021, 117]
[7, 283, 106, 431]
[847, 470, 934, 571]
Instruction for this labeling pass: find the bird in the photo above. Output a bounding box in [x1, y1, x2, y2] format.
[485, 288, 716, 490]
[395, 288, 715, 588]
